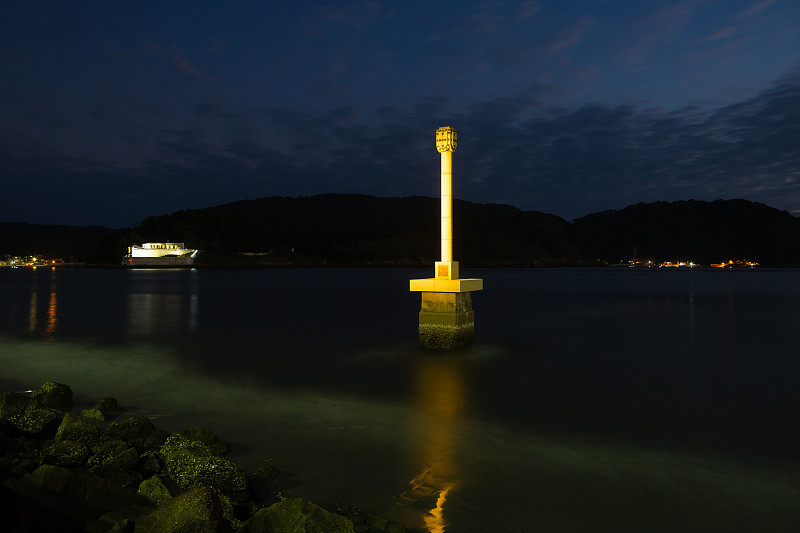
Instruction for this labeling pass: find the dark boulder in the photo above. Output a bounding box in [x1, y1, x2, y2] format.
[17, 399, 65, 438]
[159, 434, 248, 497]
[180, 427, 229, 456]
[135, 485, 232, 533]
[30, 380, 73, 410]
[81, 397, 119, 423]
[88, 440, 141, 487]
[137, 474, 176, 506]
[55, 412, 104, 447]
[239, 497, 355, 533]
[0, 392, 29, 423]
[42, 440, 91, 468]
[3, 464, 149, 525]
[106, 416, 156, 451]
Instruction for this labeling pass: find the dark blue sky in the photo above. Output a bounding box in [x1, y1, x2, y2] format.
[2, 1, 799, 227]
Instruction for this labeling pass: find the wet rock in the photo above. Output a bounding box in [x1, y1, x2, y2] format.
[142, 428, 170, 452]
[159, 434, 248, 497]
[87, 440, 129, 468]
[30, 381, 73, 410]
[180, 427, 229, 456]
[252, 458, 280, 484]
[3, 464, 148, 525]
[137, 474, 175, 506]
[239, 497, 355, 533]
[137, 450, 163, 477]
[56, 412, 104, 447]
[88, 441, 141, 487]
[135, 485, 232, 533]
[81, 397, 120, 423]
[335, 503, 407, 533]
[86, 507, 149, 533]
[0, 392, 29, 423]
[106, 416, 155, 450]
[17, 399, 65, 438]
[81, 407, 107, 422]
[364, 512, 407, 533]
[42, 440, 91, 467]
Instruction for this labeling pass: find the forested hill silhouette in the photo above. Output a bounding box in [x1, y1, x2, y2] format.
[573, 199, 800, 266]
[123, 194, 582, 267]
[2, 196, 800, 266]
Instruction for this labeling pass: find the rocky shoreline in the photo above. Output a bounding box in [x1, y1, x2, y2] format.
[0, 381, 408, 533]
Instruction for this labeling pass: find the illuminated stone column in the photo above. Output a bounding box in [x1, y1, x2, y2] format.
[410, 126, 483, 350]
[437, 126, 456, 266]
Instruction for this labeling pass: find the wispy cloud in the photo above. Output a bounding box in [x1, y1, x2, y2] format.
[546, 17, 594, 54]
[313, 1, 391, 30]
[168, 46, 217, 82]
[516, 1, 541, 20]
[739, 0, 779, 18]
[620, 2, 695, 68]
[699, 26, 738, 43]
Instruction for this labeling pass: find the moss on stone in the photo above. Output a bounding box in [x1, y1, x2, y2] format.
[142, 428, 170, 452]
[159, 434, 248, 496]
[253, 458, 280, 484]
[42, 440, 91, 467]
[30, 380, 73, 410]
[418, 322, 474, 350]
[138, 474, 174, 506]
[106, 416, 155, 440]
[16, 401, 65, 437]
[135, 486, 231, 533]
[242, 498, 355, 533]
[88, 439, 138, 471]
[180, 427, 229, 456]
[138, 450, 163, 477]
[0, 391, 29, 423]
[80, 407, 106, 422]
[55, 412, 103, 446]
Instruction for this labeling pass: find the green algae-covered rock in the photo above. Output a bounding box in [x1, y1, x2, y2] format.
[80, 407, 106, 422]
[42, 440, 91, 467]
[105, 416, 155, 449]
[180, 427, 229, 456]
[0, 391, 29, 423]
[30, 380, 73, 409]
[159, 434, 248, 496]
[135, 485, 232, 533]
[253, 458, 280, 484]
[87, 439, 129, 468]
[142, 428, 170, 452]
[16, 400, 65, 438]
[240, 497, 355, 533]
[4, 464, 147, 524]
[88, 440, 141, 487]
[81, 397, 119, 423]
[138, 450, 163, 477]
[138, 474, 175, 506]
[55, 412, 103, 446]
[335, 503, 407, 533]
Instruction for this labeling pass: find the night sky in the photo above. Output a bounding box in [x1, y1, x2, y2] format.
[2, 1, 799, 227]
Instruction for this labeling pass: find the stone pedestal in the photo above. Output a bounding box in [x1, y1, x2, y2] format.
[418, 291, 475, 350]
[410, 126, 482, 350]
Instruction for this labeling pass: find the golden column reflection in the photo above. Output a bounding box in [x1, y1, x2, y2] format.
[396, 356, 467, 533]
[28, 292, 38, 333]
[43, 285, 58, 341]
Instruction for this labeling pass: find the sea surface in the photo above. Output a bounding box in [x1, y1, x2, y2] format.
[1, 266, 799, 532]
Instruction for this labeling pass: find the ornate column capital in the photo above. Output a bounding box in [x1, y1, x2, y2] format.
[436, 126, 457, 153]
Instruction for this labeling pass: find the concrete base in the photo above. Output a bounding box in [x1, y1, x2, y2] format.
[418, 291, 474, 350]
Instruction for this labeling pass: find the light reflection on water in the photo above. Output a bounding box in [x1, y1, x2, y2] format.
[396, 355, 467, 533]
[3, 267, 800, 532]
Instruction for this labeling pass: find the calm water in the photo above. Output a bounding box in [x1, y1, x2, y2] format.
[1, 267, 799, 532]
